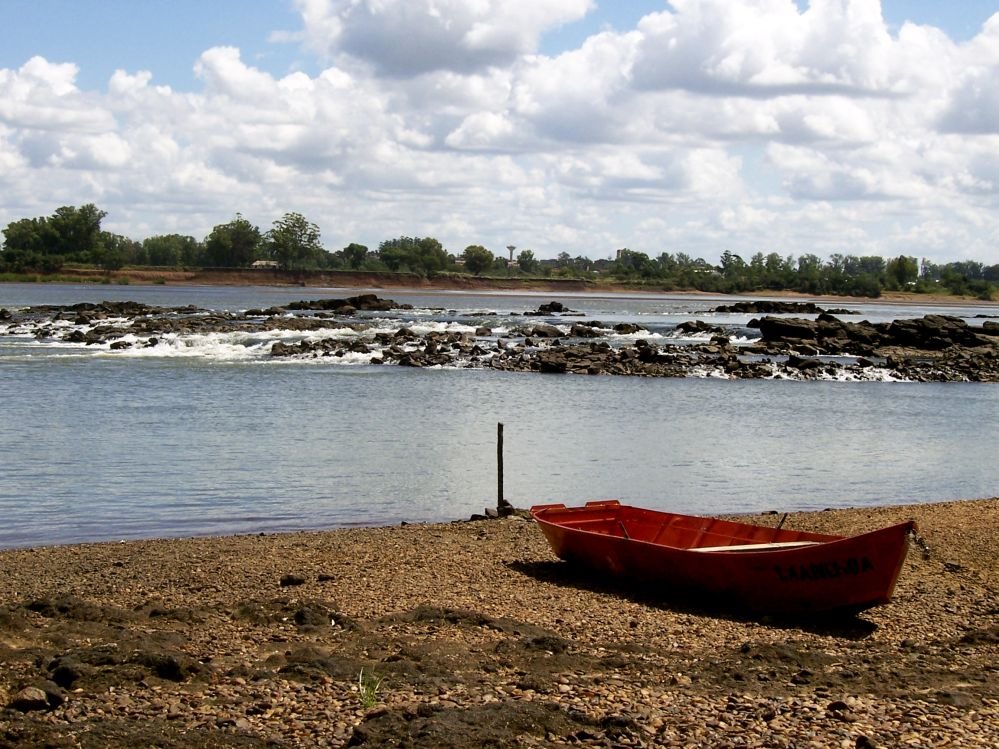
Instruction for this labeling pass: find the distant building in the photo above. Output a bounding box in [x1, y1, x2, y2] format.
[251, 260, 279, 269]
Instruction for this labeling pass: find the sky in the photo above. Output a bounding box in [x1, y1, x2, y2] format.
[2, 1, 999, 265]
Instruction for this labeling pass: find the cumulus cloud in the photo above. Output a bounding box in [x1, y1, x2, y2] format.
[939, 70, 999, 134]
[9, 56, 80, 96]
[2, 1, 999, 264]
[0, 126, 28, 177]
[0, 57, 113, 132]
[445, 111, 519, 150]
[507, 30, 640, 145]
[628, 0, 921, 98]
[296, 0, 593, 77]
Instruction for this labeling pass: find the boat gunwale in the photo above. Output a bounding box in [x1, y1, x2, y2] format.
[530, 501, 915, 556]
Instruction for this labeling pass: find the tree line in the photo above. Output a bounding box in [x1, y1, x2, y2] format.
[1, 204, 996, 299]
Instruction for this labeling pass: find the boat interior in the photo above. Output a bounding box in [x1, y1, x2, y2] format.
[534, 501, 838, 551]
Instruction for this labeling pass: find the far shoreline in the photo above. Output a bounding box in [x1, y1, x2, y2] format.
[5, 266, 998, 309]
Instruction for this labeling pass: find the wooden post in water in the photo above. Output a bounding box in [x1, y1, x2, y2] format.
[497, 422, 504, 507]
[497, 422, 513, 515]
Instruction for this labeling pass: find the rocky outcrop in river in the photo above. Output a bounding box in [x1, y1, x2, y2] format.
[2, 298, 997, 382]
[261, 308, 999, 382]
[709, 300, 858, 315]
[752, 313, 999, 354]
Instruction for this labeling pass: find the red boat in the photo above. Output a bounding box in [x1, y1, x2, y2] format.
[530, 500, 915, 615]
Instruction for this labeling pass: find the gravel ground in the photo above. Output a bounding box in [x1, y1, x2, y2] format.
[1, 498, 997, 748]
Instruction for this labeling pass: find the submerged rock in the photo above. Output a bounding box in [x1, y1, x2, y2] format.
[524, 301, 583, 316]
[710, 300, 857, 315]
[286, 294, 412, 314]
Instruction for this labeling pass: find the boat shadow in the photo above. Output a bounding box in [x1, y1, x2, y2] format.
[507, 559, 879, 639]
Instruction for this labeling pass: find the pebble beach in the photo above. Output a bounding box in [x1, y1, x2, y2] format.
[1, 498, 997, 748]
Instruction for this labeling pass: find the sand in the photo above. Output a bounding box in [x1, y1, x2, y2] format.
[1, 498, 997, 747]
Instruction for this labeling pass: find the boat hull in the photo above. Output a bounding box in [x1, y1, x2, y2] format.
[531, 501, 914, 615]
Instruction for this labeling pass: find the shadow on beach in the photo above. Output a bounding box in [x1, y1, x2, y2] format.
[507, 559, 879, 640]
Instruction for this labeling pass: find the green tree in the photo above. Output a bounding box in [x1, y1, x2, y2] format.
[719, 250, 745, 276]
[612, 249, 655, 279]
[204, 214, 262, 268]
[656, 252, 680, 277]
[462, 244, 494, 275]
[2, 217, 53, 255]
[969, 279, 994, 301]
[0, 217, 64, 272]
[48, 204, 107, 260]
[795, 253, 823, 293]
[96, 232, 140, 271]
[2, 204, 109, 268]
[822, 253, 849, 292]
[760, 252, 796, 289]
[2, 205, 106, 261]
[377, 236, 451, 275]
[341, 242, 369, 269]
[719, 250, 750, 291]
[844, 256, 886, 279]
[885, 255, 919, 290]
[552, 252, 596, 277]
[377, 239, 409, 271]
[266, 212, 325, 271]
[516, 249, 537, 273]
[746, 252, 768, 287]
[414, 237, 450, 274]
[143, 234, 202, 267]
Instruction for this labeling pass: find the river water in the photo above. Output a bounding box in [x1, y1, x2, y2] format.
[1, 282, 997, 548]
